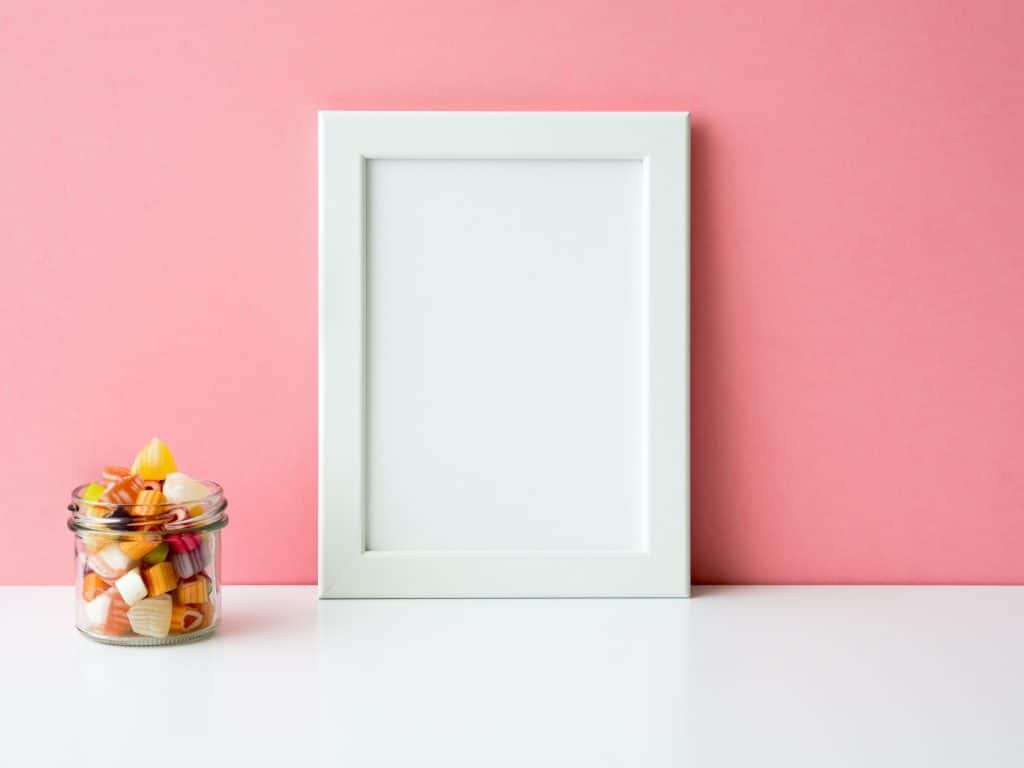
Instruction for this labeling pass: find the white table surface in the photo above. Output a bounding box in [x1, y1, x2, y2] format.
[5, 585, 1023, 767]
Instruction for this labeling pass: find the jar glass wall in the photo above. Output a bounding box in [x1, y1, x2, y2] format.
[67, 482, 228, 646]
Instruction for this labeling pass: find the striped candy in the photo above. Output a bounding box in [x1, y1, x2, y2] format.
[103, 591, 132, 635]
[133, 489, 166, 517]
[163, 507, 191, 529]
[127, 595, 173, 638]
[175, 575, 209, 605]
[172, 549, 204, 580]
[167, 533, 200, 553]
[167, 533, 203, 578]
[102, 466, 132, 487]
[102, 474, 145, 508]
[170, 604, 203, 633]
[87, 543, 134, 581]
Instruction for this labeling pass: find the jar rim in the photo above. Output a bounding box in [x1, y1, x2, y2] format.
[67, 480, 229, 535]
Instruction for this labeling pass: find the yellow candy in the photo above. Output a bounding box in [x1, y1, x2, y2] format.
[81, 482, 108, 519]
[82, 482, 105, 501]
[130, 437, 178, 481]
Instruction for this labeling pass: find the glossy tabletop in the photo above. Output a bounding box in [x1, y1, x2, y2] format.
[5, 585, 1023, 767]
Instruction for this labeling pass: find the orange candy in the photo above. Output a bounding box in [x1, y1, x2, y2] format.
[102, 466, 132, 486]
[102, 474, 145, 508]
[143, 561, 178, 597]
[133, 489, 166, 517]
[175, 575, 209, 605]
[82, 572, 108, 601]
[120, 536, 160, 560]
[170, 604, 203, 633]
[103, 591, 131, 636]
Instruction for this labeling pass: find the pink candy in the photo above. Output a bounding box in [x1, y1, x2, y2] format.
[171, 550, 204, 579]
[167, 533, 200, 553]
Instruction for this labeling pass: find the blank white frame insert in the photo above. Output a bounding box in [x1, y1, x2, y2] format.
[367, 158, 646, 553]
[319, 111, 689, 597]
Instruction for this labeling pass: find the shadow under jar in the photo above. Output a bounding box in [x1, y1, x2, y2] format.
[67, 482, 228, 646]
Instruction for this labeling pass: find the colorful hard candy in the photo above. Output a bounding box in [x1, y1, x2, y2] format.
[82, 482, 105, 502]
[87, 543, 135, 581]
[175, 575, 209, 605]
[142, 542, 170, 565]
[162, 473, 209, 505]
[102, 474, 145, 509]
[120, 536, 160, 560]
[130, 437, 178, 481]
[133, 488, 166, 517]
[167, 533, 200, 553]
[81, 482, 108, 519]
[72, 438, 222, 643]
[82, 572, 108, 601]
[102, 466, 132, 486]
[115, 568, 148, 607]
[127, 595, 173, 638]
[170, 604, 203, 633]
[103, 591, 132, 635]
[172, 549, 204, 580]
[142, 561, 178, 597]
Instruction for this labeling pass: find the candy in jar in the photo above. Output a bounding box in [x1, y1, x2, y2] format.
[68, 437, 228, 646]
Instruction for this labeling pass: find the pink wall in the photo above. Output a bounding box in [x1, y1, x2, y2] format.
[2, 2, 1022, 585]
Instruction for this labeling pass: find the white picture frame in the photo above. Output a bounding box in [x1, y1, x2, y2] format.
[319, 111, 689, 597]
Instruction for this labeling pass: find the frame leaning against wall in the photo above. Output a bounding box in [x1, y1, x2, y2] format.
[319, 111, 689, 597]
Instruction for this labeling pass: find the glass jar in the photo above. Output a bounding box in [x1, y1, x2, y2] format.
[67, 481, 228, 646]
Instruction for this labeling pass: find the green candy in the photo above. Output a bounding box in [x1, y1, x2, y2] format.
[143, 542, 170, 565]
[82, 482, 105, 502]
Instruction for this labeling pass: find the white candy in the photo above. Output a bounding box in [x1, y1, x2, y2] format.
[103, 543, 133, 570]
[84, 592, 111, 627]
[128, 595, 173, 638]
[115, 568, 148, 606]
[163, 472, 209, 505]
